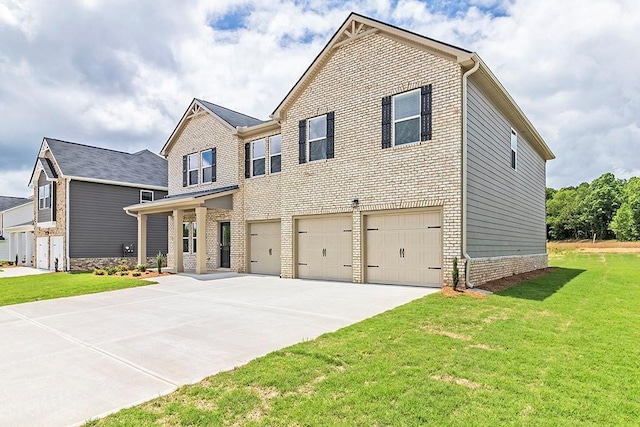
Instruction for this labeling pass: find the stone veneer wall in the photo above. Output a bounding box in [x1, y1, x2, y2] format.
[468, 254, 548, 286]
[69, 256, 167, 272]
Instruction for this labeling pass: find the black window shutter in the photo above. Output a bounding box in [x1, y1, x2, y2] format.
[381, 96, 392, 149]
[326, 111, 335, 159]
[182, 155, 188, 187]
[421, 84, 432, 141]
[298, 119, 307, 163]
[244, 143, 251, 178]
[212, 147, 217, 182]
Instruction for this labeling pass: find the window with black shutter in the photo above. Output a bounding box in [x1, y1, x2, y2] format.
[299, 112, 335, 162]
[244, 143, 251, 178]
[298, 120, 306, 164]
[382, 84, 433, 148]
[182, 155, 188, 187]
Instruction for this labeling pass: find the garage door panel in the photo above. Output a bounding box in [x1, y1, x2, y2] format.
[249, 222, 281, 275]
[296, 216, 352, 282]
[366, 211, 442, 287]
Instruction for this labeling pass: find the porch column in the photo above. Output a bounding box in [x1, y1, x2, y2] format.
[195, 207, 207, 274]
[137, 214, 147, 266]
[173, 209, 184, 273]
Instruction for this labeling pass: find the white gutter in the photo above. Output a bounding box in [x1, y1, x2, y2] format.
[461, 55, 481, 288]
[66, 178, 71, 271]
[64, 176, 168, 191]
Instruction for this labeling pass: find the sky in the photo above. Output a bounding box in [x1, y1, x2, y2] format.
[0, 0, 638, 197]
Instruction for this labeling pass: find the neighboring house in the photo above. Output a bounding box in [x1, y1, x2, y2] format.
[126, 13, 554, 287]
[27, 138, 169, 271]
[0, 196, 33, 264]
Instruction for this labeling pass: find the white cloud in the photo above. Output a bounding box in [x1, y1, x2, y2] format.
[0, 168, 33, 198]
[0, 0, 638, 195]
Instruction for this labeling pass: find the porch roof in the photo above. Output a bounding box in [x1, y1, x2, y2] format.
[124, 185, 239, 215]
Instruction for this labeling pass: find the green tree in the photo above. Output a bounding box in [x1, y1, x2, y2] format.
[582, 173, 624, 239]
[610, 177, 640, 241]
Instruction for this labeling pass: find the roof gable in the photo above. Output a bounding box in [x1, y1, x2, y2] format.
[29, 138, 168, 189]
[271, 12, 473, 119]
[161, 99, 266, 156]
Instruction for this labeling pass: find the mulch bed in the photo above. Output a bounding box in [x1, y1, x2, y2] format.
[475, 267, 558, 293]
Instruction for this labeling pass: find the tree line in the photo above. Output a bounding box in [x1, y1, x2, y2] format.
[546, 172, 640, 241]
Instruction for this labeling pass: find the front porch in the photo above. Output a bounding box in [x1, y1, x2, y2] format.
[124, 186, 239, 274]
[5, 222, 34, 266]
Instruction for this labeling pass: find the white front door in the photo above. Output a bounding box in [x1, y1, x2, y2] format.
[37, 237, 48, 269]
[50, 236, 64, 271]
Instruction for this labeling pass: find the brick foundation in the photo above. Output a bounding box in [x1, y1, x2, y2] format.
[69, 256, 166, 272]
[468, 254, 548, 286]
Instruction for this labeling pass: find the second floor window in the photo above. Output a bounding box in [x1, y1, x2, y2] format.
[201, 149, 216, 182]
[270, 134, 281, 173]
[188, 153, 199, 186]
[252, 139, 266, 176]
[298, 112, 335, 164]
[38, 184, 51, 210]
[510, 129, 518, 170]
[140, 190, 154, 203]
[393, 89, 421, 146]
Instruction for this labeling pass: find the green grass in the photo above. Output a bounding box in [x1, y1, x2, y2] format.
[89, 252, 640, 426]
[0, 273, 157, 306]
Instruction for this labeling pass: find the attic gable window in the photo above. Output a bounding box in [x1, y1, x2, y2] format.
[38, 184, 51, 210]
[140, 190, 154, 203]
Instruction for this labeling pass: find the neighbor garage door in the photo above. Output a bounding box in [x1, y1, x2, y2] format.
[249, 221, 281, 275]
[365, 210, 441, 286]
[297, 216, 352, 281]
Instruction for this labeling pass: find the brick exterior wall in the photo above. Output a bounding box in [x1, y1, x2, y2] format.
[158, 29, 545, 287]
[468, 254, 548, 286]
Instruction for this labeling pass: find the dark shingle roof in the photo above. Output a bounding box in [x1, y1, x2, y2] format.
[38, 157, 58, 179]
[45, 138, 168, 188]
[196, 99, 265, 128]
[163, 185, 239, 201]
[0, 196, 31, 212]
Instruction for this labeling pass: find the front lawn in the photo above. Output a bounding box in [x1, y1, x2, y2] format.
[0, 273, 157, 306]
[89, 252, 640, 426]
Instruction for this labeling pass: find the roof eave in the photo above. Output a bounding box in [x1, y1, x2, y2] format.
[234, 120, 281, 138]
[124, 187, 238, 214]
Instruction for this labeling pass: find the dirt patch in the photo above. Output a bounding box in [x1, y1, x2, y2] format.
[430, 374, 485, 390]
[440, 286, 487, 299]
[548, 240, 640, 251]
[423, 325, 472, 341]
[102, 271, 174, 279]
[476, 267, 558, 293]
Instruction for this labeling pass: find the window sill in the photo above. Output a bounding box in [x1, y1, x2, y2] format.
[307, 158, 329, 164]
[392, 140, 423, 149]
[37, 221, 56, 228]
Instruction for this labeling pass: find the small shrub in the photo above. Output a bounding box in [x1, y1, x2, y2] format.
[119, 260, 129, 272]
[156, 252, 165, 274]
[136, 263, 147, 272]
[94, 269, 106, 276]
[7, 261, 13, 266]
[105, 266, 118, 276]
[452, 257, 460, 290]
[15, 254, 18, 265]
[54, 257, 59, 272]
[119, 271, 128, 276]
[132, 271, 141, 277]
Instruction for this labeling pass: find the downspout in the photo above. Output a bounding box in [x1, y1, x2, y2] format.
[462, 55, 480, 288]
[66, 178, 71, 271]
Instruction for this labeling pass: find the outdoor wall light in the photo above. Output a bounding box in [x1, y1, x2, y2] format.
[351, 199, 359, 208]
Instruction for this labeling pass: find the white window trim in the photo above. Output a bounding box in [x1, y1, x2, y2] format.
[201, 149, 213, 182]
[307, 115, 327, 162]
[511, 128, 518, 171]
[392, 89, 421, 147]
[269, 134, 282, 174]
[38, 184, 51, 210]
[191, 221, 197, 254]
[182, 221, 190, 254]
[187, 153, 199, 186]
[140, 190, 154, 203]
[250, 139, 266, 177]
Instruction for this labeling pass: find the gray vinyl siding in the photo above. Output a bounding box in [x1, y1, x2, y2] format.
[36, 174, 53, 223]
[68, 181, 167, 258]
[466, 78, 546, 257]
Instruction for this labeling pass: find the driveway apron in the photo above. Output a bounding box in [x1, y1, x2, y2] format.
[0, 274, 434, 426]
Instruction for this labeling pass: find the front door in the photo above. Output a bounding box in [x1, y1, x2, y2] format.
[220, 222, 231, 268]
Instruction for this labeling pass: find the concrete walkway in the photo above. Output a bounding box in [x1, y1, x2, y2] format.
[0, 274, 435, 426]
[0, 266, 49, 278]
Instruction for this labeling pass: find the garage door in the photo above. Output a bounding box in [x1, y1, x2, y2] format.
[366, 210, 441, 286]
[297, 216, 352, 281]
[36, 237, 48, 269]
[249, 222, 281, 275]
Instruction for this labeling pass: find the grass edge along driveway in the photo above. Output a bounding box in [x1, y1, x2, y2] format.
[88, 251, 640, 426]
[0, 273, 157, 307]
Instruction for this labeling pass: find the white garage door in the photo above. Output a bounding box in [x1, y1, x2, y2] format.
[50, 236, 64, 271]
[37, 237, 48, 269]
[366, 210, 441, 286]
[297, 216, 352, 281]
[249, 222, 281, 275]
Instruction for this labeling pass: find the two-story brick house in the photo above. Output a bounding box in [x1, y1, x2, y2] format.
[126, 13, 554, 287]
[28, 138, 169, 271]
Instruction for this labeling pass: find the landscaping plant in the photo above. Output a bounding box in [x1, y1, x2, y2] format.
[156, 252, 165, 274]
[452, 256, 459, 290]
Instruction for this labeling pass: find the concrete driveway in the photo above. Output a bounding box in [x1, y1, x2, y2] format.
[0, 266, 49, 278]
[0, 273, 435, 426]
